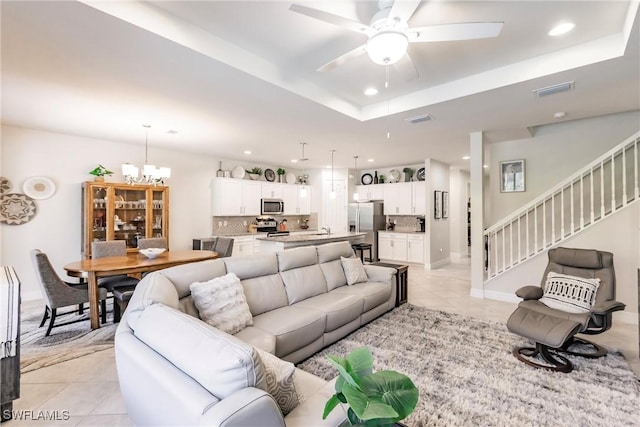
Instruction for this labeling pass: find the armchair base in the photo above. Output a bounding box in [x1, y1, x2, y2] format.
[560, 336, 608, 359]
[513, 343, 573, 373]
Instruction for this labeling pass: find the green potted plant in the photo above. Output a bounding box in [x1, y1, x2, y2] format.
[246, 167, 263, 180]
[378, 174, 386, 184]
[277, 167, 286, 183]
[323, 347, 418, 426]
[402, 167, 414, 182]
[89, 164, 113, 182]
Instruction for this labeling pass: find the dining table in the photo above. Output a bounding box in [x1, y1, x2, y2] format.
[64, 249, 218, 329]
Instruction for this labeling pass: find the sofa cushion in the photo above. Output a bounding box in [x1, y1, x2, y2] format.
[316, 241, 355, 263]
[340, 256, 368, 285]
[295, 293, 363, 332]
[539, 271, 600, 313]
[331, 281, 392, 312]
[320, 260, 348, 291]
[224, 253, 279, 280]
[254, 347, 301, 415]
[134, 304, 267, 400]
[126, 272, 180, 330]
[240, 275, 289, 316]
[234, 326, 277, 354]
[156, 259, 227, 299]
[277, 246, 318, 271]
[280, 265, 328, 305]
[252, 306, 325, 358]
[190, 273, 253, 335]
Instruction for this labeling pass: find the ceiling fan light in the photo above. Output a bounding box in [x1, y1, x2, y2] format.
[366, 31, 408, 65]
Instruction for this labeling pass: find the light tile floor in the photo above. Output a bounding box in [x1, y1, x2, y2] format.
[6, 258, 639, 426]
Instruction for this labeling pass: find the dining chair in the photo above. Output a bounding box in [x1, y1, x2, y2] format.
[91, 241, 140, 293]
[212, 237, 234, 258]
[31, 249, 108, 336]
[138, 237, 168, 250]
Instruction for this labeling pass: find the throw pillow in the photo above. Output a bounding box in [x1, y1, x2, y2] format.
[190, 273, 253, 334]
[254, 347, 301, 415]
[341, 256, 368, 285]
[539, 271, 600, 313]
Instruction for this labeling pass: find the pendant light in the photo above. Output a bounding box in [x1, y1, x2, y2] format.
[353, 156, 359, 201]
[299, 142, 308, 198]
[329, 149, 336, 199]
[122, 124, 171, 185]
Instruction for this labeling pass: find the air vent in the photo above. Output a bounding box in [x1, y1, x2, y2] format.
[532, 81, 574, 97]
[405, 114, 434, 124]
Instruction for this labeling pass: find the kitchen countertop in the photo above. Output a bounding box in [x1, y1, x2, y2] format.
[255, 231, 365, 243]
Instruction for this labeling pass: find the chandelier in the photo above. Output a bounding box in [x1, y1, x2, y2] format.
[122, 125, 171, 185]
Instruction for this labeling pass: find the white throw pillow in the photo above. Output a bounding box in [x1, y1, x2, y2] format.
[539, 271, 600, 313]
[340, 256, 368, 285]
[190, 273, 253, 334]
[254, 347, 301, 415]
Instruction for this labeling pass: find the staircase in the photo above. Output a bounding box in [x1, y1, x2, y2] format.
[484, 131, 640, 281]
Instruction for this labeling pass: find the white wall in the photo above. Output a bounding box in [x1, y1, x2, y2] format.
[485, 111, 640, 225]
[426, 159, 450, 268]
[0, 125, 316, 300]
[484, 203, 639, 323]
[449, 167, 470, 259]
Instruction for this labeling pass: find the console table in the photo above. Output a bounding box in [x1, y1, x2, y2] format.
[370, 262, 408, 307]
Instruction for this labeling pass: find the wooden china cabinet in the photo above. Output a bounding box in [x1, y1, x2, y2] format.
[82, 181, 169, 259]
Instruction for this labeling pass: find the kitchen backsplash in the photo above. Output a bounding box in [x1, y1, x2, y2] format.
[213, 213, 318, 235]
[387, 215, 423, 232]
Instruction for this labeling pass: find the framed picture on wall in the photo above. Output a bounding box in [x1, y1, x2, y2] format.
[442, 191, 449, 219]
[500, 159, 525, 192]
[434, 191, 442, 219]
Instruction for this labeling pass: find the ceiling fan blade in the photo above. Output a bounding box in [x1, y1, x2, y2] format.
[289, 4, 373, 36]
[317, 44, 367, 72]
[388, 0, 422, 24]
[393, 51, 419, 81]
[408, 22, 504, 42]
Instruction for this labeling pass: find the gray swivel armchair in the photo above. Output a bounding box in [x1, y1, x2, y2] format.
[507, 247, 625, 372]
[31, 249, 108, 336]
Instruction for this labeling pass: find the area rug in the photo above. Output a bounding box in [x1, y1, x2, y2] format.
[20, 301, 117, 373]
[297, 304, 640, 427]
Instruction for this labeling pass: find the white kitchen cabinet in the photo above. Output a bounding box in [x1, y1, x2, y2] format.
[407, 234, 425, 263]
[283, 185, 311, 215]
[356, 184, 384, 201]
[412, 181, 426, 215]
[383, 182, 412, 215]
[232, 235, 255, 257]
[212, 178, 261, 216]
[262, 183, 283, 199]
[378, 232, 408, 262]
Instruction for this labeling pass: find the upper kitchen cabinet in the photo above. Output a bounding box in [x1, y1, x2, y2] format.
[383, 182, 425, 215]
[262, 183, 283, 199]
[282, 185, 311, 215]
[356, 184, 384, 201]
[82, 181, 169, 258]
[212, 178, 261, 216]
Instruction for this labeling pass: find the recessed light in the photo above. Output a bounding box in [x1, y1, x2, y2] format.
[291, 159, 298, 163]
[462, 155, 470, 160]
[364, 87, 378, 96]
[549, 22, 575, 37]
[367, 158, 374, 162]
[483, 164, 489, 169]
[244, 150, 252, 155]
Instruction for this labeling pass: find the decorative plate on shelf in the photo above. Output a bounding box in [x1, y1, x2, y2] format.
[388, 169, 401, 183]
[286, 172, 297, 184]
[23, 176, 56, 200]
[231, 165, 245, 179]
[264, 168, 276, 182]
[361, 173, 373, 185]
[416, 167, 425, 181]
[0, 177, 11, 195]
[0, 193, 37, 225]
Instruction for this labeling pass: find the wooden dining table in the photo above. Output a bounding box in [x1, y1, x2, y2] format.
[64, 250, 218, 329]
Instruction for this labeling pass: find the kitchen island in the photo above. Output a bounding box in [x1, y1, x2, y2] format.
[256, 232, 365, 252]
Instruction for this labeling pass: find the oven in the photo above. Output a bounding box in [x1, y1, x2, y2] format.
[261, 198, 284, 215]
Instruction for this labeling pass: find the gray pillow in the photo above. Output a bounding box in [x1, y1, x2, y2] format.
[190, 272, 253, 334]
[340, 256, 368, 285]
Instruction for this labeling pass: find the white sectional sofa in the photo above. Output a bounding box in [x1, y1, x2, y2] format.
[115, 241, 397, 426]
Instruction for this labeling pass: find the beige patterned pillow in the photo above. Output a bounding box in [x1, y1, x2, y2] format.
[340, 256, 368, 285]
[190, 273, 253, 334]
[254, 348, 301, 415]
[540, 271, 600, 313]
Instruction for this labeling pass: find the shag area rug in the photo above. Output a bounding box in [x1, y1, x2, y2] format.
[20, 301, 117, 373]
[297, 304, 640, 427]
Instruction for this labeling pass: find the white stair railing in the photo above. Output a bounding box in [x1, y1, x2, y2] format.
[484, 131, 640, 280]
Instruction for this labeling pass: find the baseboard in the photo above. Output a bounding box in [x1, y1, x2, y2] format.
[426, 257, 451, 270]
[450, 252, 470, 261]
[472, 289, 639, 325]
[22, 290, 42, 302]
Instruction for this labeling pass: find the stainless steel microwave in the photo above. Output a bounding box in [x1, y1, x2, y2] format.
[261, 198, 284, 215]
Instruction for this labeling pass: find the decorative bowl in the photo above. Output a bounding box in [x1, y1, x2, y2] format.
[139, 248, 166, 259]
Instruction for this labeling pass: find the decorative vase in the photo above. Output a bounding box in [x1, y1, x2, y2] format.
[248, 174, 260, 180]
[94, 176, 105, 182]
[278, 174, 284, 183]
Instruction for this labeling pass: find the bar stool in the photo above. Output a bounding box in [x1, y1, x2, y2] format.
[351, 243, 373, 263]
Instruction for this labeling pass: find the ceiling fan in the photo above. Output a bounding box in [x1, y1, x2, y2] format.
[290, 0, 503, 76]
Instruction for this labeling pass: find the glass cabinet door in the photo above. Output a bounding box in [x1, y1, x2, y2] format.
[151, 189, 167, 239]
[113, 186, 148, 249]
[89, 185, 108, 243]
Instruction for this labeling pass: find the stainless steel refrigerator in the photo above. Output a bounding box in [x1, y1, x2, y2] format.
[348, 201, 386, 262]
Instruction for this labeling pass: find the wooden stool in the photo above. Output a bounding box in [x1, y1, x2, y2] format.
[351, 243, 373, 263]
[113, 288, 135, 323]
